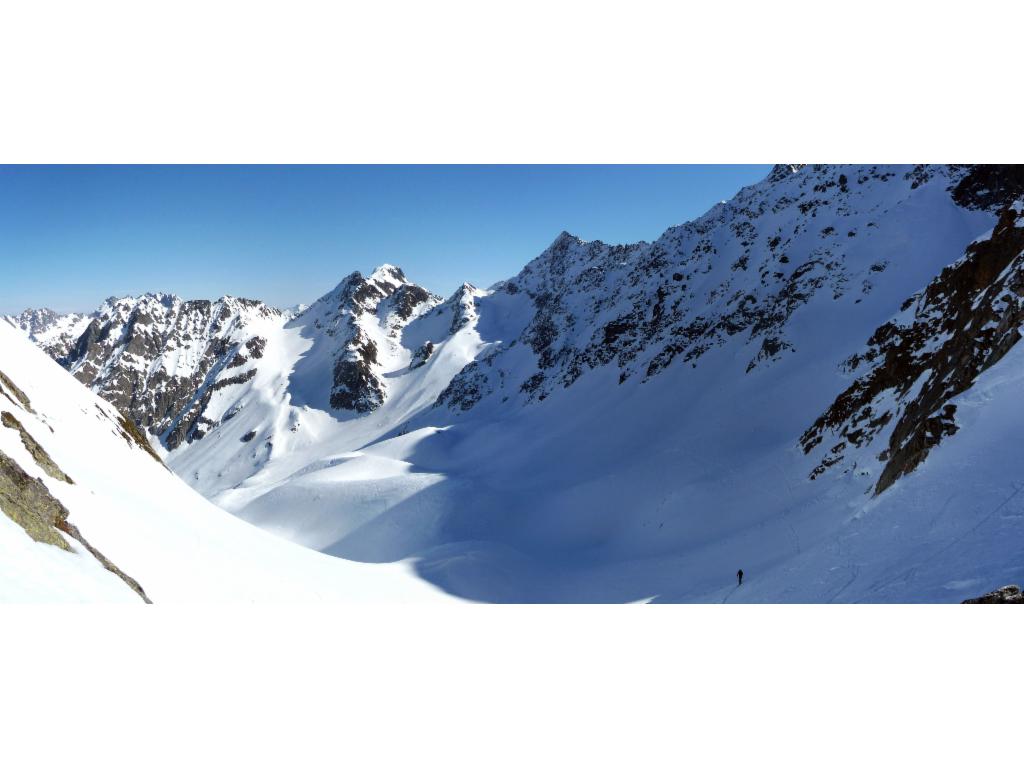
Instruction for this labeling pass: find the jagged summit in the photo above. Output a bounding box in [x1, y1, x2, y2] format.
[4, 307, 93, 361]
[0, 320, 450, 602]
[6, 307, 64, 330]
[312, 264, 419, 315]
[550, 230, 584, 248]
[13, 164, 1024, 602]
[33, 292, 284, 449]
[369, 263, 407, 283]
[766, 163, 807, 182]
[286, 264, 441, 414]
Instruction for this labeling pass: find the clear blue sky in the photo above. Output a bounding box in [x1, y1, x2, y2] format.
[0, 165, 772, 314]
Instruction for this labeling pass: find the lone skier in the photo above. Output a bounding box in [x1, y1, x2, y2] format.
[737, 569, 744, 587]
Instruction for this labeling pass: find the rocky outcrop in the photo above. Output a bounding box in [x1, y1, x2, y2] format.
[802, 200, 1024, 493]
[5, 307, 66, 338]
[57, 514, 152, 603]
[387, 284, 433, 326]
[410, 341, 434, 370]
[436, 358, 492, 411]
[951, 165, 1024, 211]
[0, 368, 35, 413]
[0, 448, 150, 602]
[330, 333, 384, 412]
[766, 164, 807, 183]
[0, 448, 75, 550]
[962, 585, 1024, 604]
[438, 165, 967, 412]
[0, 361, 153, 601]
[55, 293, 280, 449]
[114, 412, 164, 464]
[19, 264, 442, 449]
[447, 283, 482, 334]
[166, 367, 258, 448]
[2, 411, 74, 483]
[3, 308, 91, 360]
[298, 265, 440, 414]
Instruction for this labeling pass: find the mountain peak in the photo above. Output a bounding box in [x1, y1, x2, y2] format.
[369, 264, 407, 284]
[550, 230, 583, 249]
[766, 164, 806, 182]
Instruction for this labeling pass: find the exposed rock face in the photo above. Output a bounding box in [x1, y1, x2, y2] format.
[447, 283, 483, 334]
[56, 514, 152, 603]
[410, 341, 434, 370]
[167, 367, 258, 449]
[16, 164, 1020, 514]
[2, 410, 74, 483]
[0, 353, 158, 601]
[387, 284, 433, 326]
[802, 200, 1024, 493]
[962, 585, 1024, 604]
[114, 411, 165, 464]
[951, 164, 1024, 211]
[5, 307, 66, 337]
[766, 164, 807, 183]
[331, 334, 384, 412]
[436, 355, 495, 411]
[439, 165, 975, 411]
[0, 449, 149, 602]
[55, 293, 281, 448]
[0, 368, 35, 413]
[0, 448, 75, 550]
[296, 264, 441, 414]
[17, 265, 443, 453]
[2, 308, 92, 360]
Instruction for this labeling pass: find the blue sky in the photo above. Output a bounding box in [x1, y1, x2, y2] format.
[0, 165, 771, 314]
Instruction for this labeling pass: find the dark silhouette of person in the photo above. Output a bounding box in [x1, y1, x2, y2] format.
[737, 569, 744, 586]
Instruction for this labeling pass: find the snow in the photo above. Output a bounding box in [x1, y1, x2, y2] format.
[3, 307, 94, 358]
[10, 163, 1024, 602]
[156, 165, 1019, 602]
[0, 321, 457, 602]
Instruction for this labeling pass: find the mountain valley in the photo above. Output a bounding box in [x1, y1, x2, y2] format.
[6, 164, 1024, 602]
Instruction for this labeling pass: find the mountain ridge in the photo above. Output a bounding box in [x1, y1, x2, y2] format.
[8, 163, 1024, 602]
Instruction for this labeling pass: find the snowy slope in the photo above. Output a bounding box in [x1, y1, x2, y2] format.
[4, 307, 94, 360]
[16, 163, 1024, 602]
[0, 320, 455, 602]
[164, 164, 1018, 602]
[57, 292, 288, 449]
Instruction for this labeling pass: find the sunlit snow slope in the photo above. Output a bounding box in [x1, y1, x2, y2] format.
[160, 165, 1024, 602]
[0, 321, 454, 602]
[13, 164, 1024, 602]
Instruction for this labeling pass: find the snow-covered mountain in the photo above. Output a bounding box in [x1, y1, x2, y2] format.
[3, 307, 94, 360]
[802, 199, 1024, 494]
[55, 293, 285, 449]
[0, 320, 453, 602]
[9, 163, 1024, 602]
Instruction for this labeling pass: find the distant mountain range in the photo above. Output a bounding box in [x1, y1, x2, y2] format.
[6, 164, 1024, 602]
